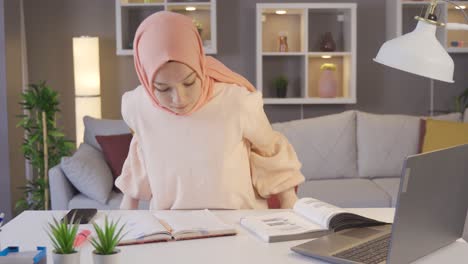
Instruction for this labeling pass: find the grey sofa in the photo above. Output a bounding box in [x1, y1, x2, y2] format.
[49, 110, 467, 210]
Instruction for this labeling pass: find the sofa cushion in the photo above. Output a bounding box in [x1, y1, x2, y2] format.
[96, 133, 133, 189]
[272, 111, 358, 180]
[68, 192, 150, 210]
[84, 116, 130, 151]
[421, 119, 468, 152]
[371, 178, 401, 207]
[357, 112, 421, 178]
[297, 179, 391, 208]
[61, 143, 114, 204]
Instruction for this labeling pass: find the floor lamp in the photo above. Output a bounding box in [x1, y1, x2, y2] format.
[72, 36, 102, 146]
[374, 0, 468, 115]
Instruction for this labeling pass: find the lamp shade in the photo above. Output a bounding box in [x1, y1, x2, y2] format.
[72, 36, 101, 146]
[72, 37, 101, 95]
[374, 21, 454, 83]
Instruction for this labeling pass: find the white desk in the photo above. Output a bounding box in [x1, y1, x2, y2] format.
[1, 209, 467, 263]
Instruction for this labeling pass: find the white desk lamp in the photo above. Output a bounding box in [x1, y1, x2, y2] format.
[375, 0, 468, 83]
[374, 0, 468, 114]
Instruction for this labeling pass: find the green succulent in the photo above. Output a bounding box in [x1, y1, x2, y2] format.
[90, 216, 126, 255]
[47, 212, 80, 254]
[274, 75, 288, 89]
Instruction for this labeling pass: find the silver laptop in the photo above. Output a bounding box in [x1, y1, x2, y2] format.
[291, 144, 468, 264]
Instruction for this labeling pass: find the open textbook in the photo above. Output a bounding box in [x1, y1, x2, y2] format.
[240, 198, 388, 242]
[98, 209, 237, 245]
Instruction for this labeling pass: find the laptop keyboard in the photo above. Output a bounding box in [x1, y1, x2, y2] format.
[332, 233, 391, 264]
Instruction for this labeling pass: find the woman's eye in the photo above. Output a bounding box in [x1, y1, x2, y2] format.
[155, 87, 170, 93]
[184, 80, 196, 87]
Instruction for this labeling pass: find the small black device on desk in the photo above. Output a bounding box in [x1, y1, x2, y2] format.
[61, 208, 97, 224]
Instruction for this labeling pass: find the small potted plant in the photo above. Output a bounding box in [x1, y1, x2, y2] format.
[47, 213, 80, 264]
[90, 216, 126, 264]
[274, 75, 288, 98]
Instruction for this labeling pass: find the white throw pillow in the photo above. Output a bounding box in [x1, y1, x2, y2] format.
[357, 111, 421, 178]
[272, 110, 358, 180]
[61, 143, 114, 204]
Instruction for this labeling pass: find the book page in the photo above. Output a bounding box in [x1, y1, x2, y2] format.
[293, 197, 348, 228]
[99, 211, 171, 243]
[240, 212, 326, 242]
[154, 209, 236, 238]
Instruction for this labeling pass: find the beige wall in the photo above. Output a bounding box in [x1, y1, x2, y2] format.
[5, 0, 25, 216]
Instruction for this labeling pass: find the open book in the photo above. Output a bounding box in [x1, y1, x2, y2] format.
[100, 210, 237, 245]
[240, 198, 388, 243]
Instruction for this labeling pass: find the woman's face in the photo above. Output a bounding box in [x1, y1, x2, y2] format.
[153, 61, 202, 114]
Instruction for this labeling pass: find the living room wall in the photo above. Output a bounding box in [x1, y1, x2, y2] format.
[22, 0, 468, 135]
[3, 0, 467, 213]
[0, 0, 12, 221]
[4, 0, 24, 218]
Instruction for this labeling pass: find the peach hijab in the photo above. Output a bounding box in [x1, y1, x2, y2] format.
[133, 11, 256, 115]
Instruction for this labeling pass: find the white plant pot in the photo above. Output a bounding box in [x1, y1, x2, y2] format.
[92, 249, 121, 264]
[52, 250, 80, 264]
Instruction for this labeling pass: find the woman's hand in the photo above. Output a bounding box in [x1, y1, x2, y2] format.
[277, 188, 298, 209]
[120, 194, 139, 210]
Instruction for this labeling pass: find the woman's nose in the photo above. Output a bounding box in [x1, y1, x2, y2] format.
[172, 85, 187, 105]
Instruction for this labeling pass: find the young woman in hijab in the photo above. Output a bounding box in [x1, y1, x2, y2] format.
[115, 11, 304, 210]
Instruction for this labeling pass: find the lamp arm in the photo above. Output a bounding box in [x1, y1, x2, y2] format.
[446, 23, 468, 30]
[440, 0, 468, 23]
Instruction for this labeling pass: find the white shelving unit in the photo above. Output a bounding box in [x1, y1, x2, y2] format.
[256, 3, 357, 105]
[386, 0, 468, 53]
[116, 0, 217, 56]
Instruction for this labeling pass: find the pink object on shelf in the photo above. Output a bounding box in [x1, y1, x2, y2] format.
[318, 69, 338, 98]
[74, 229, 91, 248]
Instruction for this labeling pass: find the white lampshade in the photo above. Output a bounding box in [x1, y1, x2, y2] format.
[374, 21, 454, 83]
[72, 36, 101, 146]
[73, 37, 101, 95]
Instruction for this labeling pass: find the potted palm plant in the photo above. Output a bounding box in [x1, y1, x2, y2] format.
[47, 212, 80, 264]
[90, 216, 126, 264]
[16, 81, 74, 213]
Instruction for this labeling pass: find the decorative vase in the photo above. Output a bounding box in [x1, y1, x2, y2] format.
[52, 250, 80, 264]
[278, 32, 288, 52]
[318, 63, 338, 98]
[319, 32, 336, 52]
[93, 249, 121, 264]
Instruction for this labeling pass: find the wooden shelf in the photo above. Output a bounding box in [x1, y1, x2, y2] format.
[263, 97, 356, 104]
[262, 52, 305, 56]
[115, 0, 217, 55]
[121, 0, 164, 3]
[256, 3, 357, 106]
